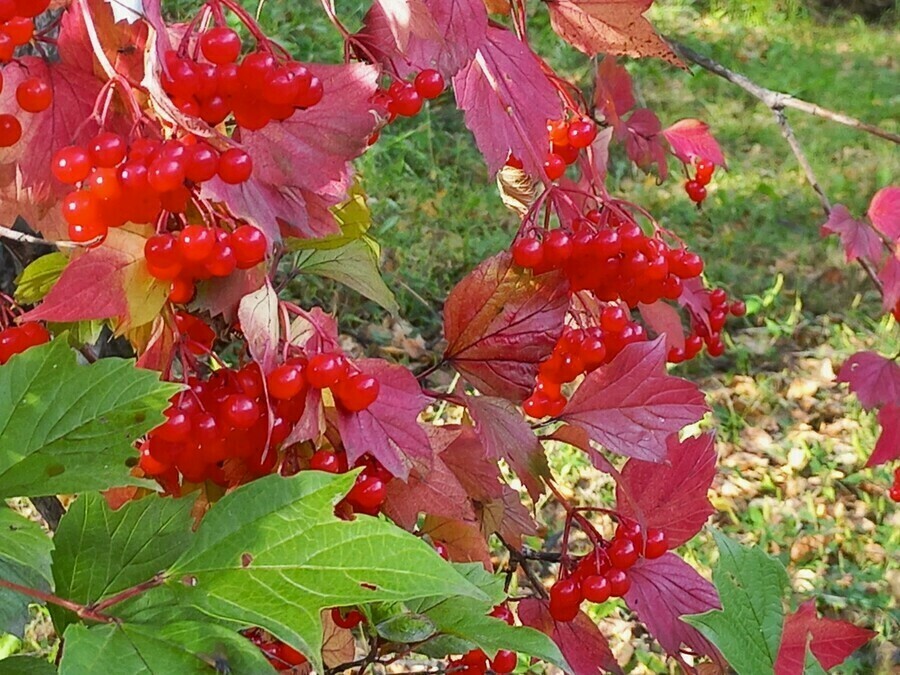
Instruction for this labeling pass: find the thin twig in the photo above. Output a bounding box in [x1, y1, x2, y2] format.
[667, 39, 900, 145]
[497, 534, 549, 599]
[0, 225, 77, 249]
[0, 579, 113, 623]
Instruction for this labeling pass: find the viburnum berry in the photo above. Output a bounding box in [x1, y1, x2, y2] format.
[52, 145, 91, 184]
[694, 157, 715, 185]
[334, 372, 380, 412]
[222, 393, 260, 429]
[177, 225, 216, 263]
[0, 114, 22, 147]
[309, 449, 344, 473]
[489, 604, 515, 625]
[200, 26, 242, 64]
[390, 85, 423, 117]
[685, 179, 707, 204]
[14, 0, 50, 18]
[490, 650, 517, 674]
[548, 578, 581, 622]
[414, 69, 445, 99]
[543, 152, 566, 181]
[608, 536, 639, 569]
[330, 607, 363, 629]
[0, 323, 49, 364]
[582, 574, 611, 603]
[512, 236, 544, 269]
[217, 148, 253, 184]
[890, 467, 900, 502]
[606, 569, 631, 597]
[567, 118, 597, 149]
[345, 474, 387, 512]
[266, 363, 306, 400]
[88, 131, 127, 168]
[4, 17, 34, 45]
[305, 353, 347, 389]
[644, 528, 667, 559]
[15, 76, 51, 112]
[230, 224, 267, 268]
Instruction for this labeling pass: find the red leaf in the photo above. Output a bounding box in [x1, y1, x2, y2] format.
[774, 600, 875, 675]
[383, 449, 475, 530]
[357, 0, 488, 78]
[421, 515, 491, 565]
[289, 307, 341, 355]
[877, 251, 900, 311]
[193, 267, 266, 320]
[661, 119, 726, 167]
[868, 185, 900, 241]
[820, 204, 884, 264]
[367, 0, 440, 53]
[203, 63, 378, 242]
[545, 0, 679, 64]
[136, 317, 176, 371]
[59, 0, 148, 83]
[443, 252, 568, 402]
[638, 301, 685, 350]
[678, 276, 713, 334]
[441, 426, 505, 501]
[559, 338, 708, 461]
[237, 280, 280, 372]
[336, 358, 432, 480]
[464, 394, 548, 499]
[625, 553, 723, 665]
[869, 404, 900, 467]
[615, 433, 716, 547]
[452, 27, 564, 178]
[593, 57, 635, 132]
[837, 351, 900, 410]
[622, 108, 668, 179]
[477, 486, 538, 547]
[518, 599, 623, 675]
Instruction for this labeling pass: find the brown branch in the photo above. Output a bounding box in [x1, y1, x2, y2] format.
[667, 39, 900, 145]
[668, 38, 888, 298]
[89, 573, 166, 613]
[497, 534, 549, 599]
[0, 579, 114, 623]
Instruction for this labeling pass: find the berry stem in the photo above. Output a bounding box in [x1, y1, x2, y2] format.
[0, 579, 114, 624]
[89, 573, 167, 612]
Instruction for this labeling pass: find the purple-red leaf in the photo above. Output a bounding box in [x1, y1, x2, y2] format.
[774, 600, 875, 675]
[545, 0, 679, 65]
[441, 426, 505, 501]
[193, 267, 266, 320]
[477, 486, 538, 547]
[868, 186, 900, 241]
[464, 394, 548, 499]
[559, 338, 708, 461]
[877, 251, 900, 311]
[638, 301, 685, 350]
[371, 0, 440, 52]
[622, 109, 668, 179]
[594, 57, 635, 133]
[625, 553, 723, 665]
[453, 27, 564, 178]
[336, 358, 432, 479]
[443, 252, 569, 402]
[837, 351, 900, 410]
[383, 453, 475, 529]
[820, 204, 883, 264]
[869, 404, 900, 467]
[661, 118, 726, 167]
[518, 599, 623, 675]
[615, 433, 716, 547]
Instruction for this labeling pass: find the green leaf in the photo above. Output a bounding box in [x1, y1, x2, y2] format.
[288, 179, 371, 251]
[0, 506, 54, 636]
[14, 253, 67, 304]
[50, 494, 194, 633]
[166, 472, 489, 672]
[58, 621, 274, 674]
[0, 656, 56, 675]
[682, 531, 790, 674]
[375, 612, 437, 643]
[294, 237, 399, 314]
[0, 340, 181, 498]
[407, 564, 566, 668]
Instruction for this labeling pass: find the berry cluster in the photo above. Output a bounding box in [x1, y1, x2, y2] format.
[542, 117, 598, 181]
[309, 449, 390, 516]
[162, 27, 323, 130]
[524, 309, 647, 418]
[448, 606, 517, 674]
[140, 347, 381, 491]
[53, 134, 252, 243]
[0, 0, 45, 61]
[144, 223, 267, 304]
[684, 158, 715, 205]
[549, 521, 668, 622]
[0, 322, 49, 364]
[512, 210, 705, 308]
[369, 69, 445, 143]
[242, 628, 307, 671]
[673, 286, 745, 362]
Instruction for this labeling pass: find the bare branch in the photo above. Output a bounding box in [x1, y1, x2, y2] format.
[0, 224, 77, 249]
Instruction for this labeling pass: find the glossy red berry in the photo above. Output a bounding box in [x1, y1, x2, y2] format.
[543, 153, 566, 181]
[185, 143, 219, 183]
[490, 650, 517, 674]
[346, 474, 387, 512]
[567, 119, 597, 149]
[147, 157, 186, 193]
[200, 26, 242, 65]
[230, 225, 267, 268]
[305, 353, 347, 389]
[177, 225, 216, 263]
[512, 237, 544, 269]
[644, 528, 667, 559]
[217, 148, 253, 184]
[489, 605, 515, 626]
[267, 363, 305, 400]
[609, 536, 639, 569]
[309, 450, 343, 473]
[335, 372, 380, 412]
[685, 180, 707, 204]
[582, 575, 611, 603]
[414, 69, 445, 99]
[330, 608, 363, 629]
[730, 300, 747, 317]
[52, 145, 91, 184]
[222, 394, 260, 429]
[390, 85, 423, 117]
[694, 158, 715, 185]
[15, 76, 51, 112]
[4, 17, 34, 46]
[548, 578, 581, 622]
[88, 131, 127, 168]
[0, 114, 22, 147]
[607, 569, 631, 597]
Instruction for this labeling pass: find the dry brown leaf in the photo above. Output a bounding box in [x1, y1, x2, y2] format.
[482, 0, 511, 14]
[496, 163, 537, 216]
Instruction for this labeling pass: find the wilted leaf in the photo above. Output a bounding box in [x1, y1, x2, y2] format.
[238, 280, 281, 372]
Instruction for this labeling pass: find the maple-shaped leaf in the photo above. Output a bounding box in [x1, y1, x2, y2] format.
[877, 250, 900, 311]
[837, 351, 900, 410]
[518, 599, 623, 675]
[476, 486, 537, 548]
[559, 338, 707, 461]
[382, 427, 476, 529]
[661, 119, 726, 167]
[24, 229, 167, 330]
[203, 63, 378, 243]
[357, 0, 488, 78]
[868, 404, 900, 467]
[464, 393, 548, 499]
[868, 185, 900, 241]
[336, 358, 432, 480]
[625, 554, 723, 666]
[594, 56, 635, 132]
[441, 425, 506, 501]
[820, 204, 883, 264]
[638, 301, 685, 350]
[545, 0, 678, 64]
[453, 27, 564, 178]
[773, 600, 875, 675]
[443, 252, 568, 401]
[615, 432, 716, 547]
[421, 515, 491, 565]
[621, 108, 668, 178]
[237, 280, 280, 372]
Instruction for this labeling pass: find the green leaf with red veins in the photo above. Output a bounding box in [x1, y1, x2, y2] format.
[453, 27, 564, 178]
[203, 63, 379, 243]
[518, 599, 623, 675]
[662, 118, 726, 167]
[559, 337, 708, 462]
[0, 340, 179, 499]
[773, 600, 875, 675]
[166, 472, 489, 673]
[336, 358, 432, 479]
[615, 432, 716, 547]
[443, 252, 568, 402]
[357, 0, 488, 78]
[544, 0, 679, 64]
[624, 553, 724, 667]
[868, 185, 900, 240]
[819, 204, 884, 264]
[463, 393, 549, 500]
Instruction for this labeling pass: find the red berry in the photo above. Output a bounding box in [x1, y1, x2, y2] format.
[543, 229, 572, 267]
[15, 76, 51, 112]
[4, 17, 33, 45]
[154, 410, 192, 443]
[644, 528, 667, 559]
[606, 569, 631, 597]
[62, 190, 98, 225]
[263, 66, 301, 106]
[543, 153, 566, 181]
[147, 157, 186, 193]
[489, 605, 515, 626]
[414, 69, 445, 99]
[309, 450, 343, 473]
[694, 158, 715, 186]
[490, 650, 517, 674]
[230, 224, 267, 268]
[52, 146, 91, 184]
[685, 180, 707, 204]
[68, 222, 107, 245]
[305, 353, 347, 389]
[346, 474, 387, 512]
[88, 131, 127, 168]
[185, 143, 219, 183]
[511, 237, 544, 269]
[168, 277, 196, 304]
[582, 575, 611, 603]
[390, 85, 423, 117]
[730, 300, 747, 317]
[335, 372, 380, 412]
[567, 119, 597, 149]
[0, 114, 22, 146]
[548, 578, 581, 622]
[177, 225, 216, 263]
[274, 641, 306, 667]
[330, 607, 363, 629]
[15, 0, 50, 18]
[267, 363, 305, 400]
[217, 148, 253, 184]
[547, 119, 569, 146]
[294, 75, 323, 108]
[222, 394, 260, 429]
[433, 540, 449, 559]
[609, 536, 639, 569]
[144, 233, 180, 268]
[200, 26, 242, 65]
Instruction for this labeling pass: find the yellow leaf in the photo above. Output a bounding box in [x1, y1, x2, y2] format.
[287, 179, 372, 251]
